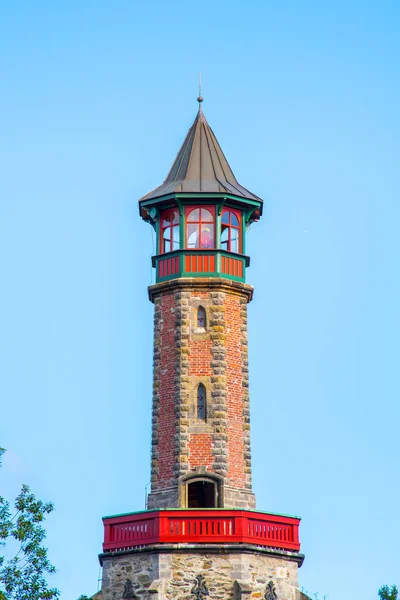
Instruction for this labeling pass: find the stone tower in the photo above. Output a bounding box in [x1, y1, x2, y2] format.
[96, 98, 306, 600]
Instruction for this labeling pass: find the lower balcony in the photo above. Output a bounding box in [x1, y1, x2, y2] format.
[102, 509, 301, 554]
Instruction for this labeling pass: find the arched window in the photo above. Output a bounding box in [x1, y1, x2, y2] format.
[221, 209, 241, 253]
[186, 207, 215, 249]
[197, 306, 206, 329]
[197, 384, 206, 420]
[160, 208, 180, 253]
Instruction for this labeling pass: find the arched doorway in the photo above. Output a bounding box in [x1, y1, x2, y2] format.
[187, 480, 216, 508]
[179, 472, 224, 508]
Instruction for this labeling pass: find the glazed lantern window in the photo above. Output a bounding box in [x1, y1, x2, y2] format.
[161, 209, 180, 253]
[221, 209, 241, 253]
[187, 207, 215, 249]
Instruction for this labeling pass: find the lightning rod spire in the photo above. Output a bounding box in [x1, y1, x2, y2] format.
[197, 72, 204, 110]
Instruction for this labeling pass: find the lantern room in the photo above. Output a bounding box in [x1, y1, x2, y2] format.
[139, 99, 263, 283]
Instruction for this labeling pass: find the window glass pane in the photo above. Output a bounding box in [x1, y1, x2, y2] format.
[231, 228, 239, 253]
[201, 208, 213, 222]
[188, 208, 200, 222]
[221, 226, 229, 250]
[221, 211, 229, 224]
[172, 225, 180, 250]
[197, 307, 206, 328]
[187, 224, 200, 248]
[163, 228, 171, 253]
[201, 224, 214, 248]
[197, 384, 206, 420]
[172, 211, 180, 225]
[231, 212, 239, 227]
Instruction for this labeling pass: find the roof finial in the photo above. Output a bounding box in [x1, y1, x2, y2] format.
[197, 72, 204, 109]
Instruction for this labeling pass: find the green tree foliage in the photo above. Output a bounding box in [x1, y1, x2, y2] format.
[379, 586, 398, 600]
[0, 447, 60, 600]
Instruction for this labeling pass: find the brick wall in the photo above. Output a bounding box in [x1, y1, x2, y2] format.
[148, 279, 255, 509]
[153, 294, 177, 489]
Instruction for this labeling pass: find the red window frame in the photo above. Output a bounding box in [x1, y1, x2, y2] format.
[160, 207, 180, 254]
[221, 208, 241, 253]
[185, 206, 216, 249]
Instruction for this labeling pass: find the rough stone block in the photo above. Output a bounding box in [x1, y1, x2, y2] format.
[100, 547, 302, 600]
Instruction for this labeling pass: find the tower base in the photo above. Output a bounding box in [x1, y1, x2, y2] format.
[97, 544, 305, 600]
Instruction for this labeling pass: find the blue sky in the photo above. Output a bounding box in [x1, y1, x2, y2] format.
[1, 1, 399, 598]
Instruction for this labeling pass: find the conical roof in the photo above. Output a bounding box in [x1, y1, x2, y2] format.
[139, 105, 262, 203]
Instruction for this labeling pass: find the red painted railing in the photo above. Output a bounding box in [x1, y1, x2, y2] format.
[102, 510, 300, 553]
[221, 255, 243, 278]
[158, 255, 180, 278]
[185, 254, 216, 273]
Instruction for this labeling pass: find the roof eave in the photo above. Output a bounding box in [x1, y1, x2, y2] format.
[138, 192, 263, 222]
[139, 191, 262, 207]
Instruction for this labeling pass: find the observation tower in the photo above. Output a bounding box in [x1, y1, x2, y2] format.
[96, 97, 307, 600]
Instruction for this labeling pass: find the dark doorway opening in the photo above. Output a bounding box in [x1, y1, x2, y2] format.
[187, 480, 216, 508]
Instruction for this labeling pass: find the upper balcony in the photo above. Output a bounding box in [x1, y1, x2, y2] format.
[152, 248, 250, 283]
[102, 508, 301, 555]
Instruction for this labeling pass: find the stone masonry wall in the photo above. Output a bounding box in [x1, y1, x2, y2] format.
[100, 548, 301, 600]
[148, 280, 255, 509]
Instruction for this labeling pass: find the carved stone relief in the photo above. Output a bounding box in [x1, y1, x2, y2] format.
[265, 580, 277, 600]
[191, 574, 210, 599]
